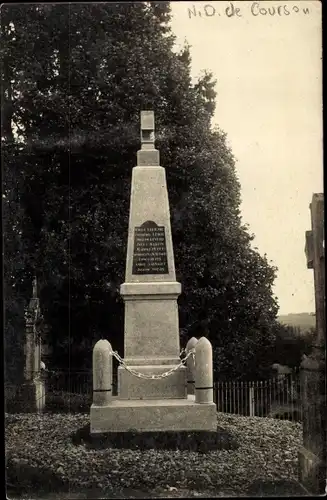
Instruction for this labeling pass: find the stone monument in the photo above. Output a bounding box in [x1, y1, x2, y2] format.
[16, 277, 46, 412]
[90, 111, 217, 433]
[298, 193, 326, 493]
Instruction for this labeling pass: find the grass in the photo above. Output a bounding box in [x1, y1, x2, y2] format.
[5, 412, 307, 498]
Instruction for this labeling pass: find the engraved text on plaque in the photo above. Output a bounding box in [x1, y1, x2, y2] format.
[132, 220, 169, 275]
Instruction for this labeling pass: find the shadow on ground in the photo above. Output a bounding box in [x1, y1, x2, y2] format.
[246, 478, 309, 497]
[7, 486, 157, 500]
[7, 475, 310, 499]
[6, 486, 238, 499]
[71, 423, 239, 453]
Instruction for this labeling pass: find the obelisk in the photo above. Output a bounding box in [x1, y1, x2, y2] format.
[119, 111, 187, 399]
[90, 111, 217, 432]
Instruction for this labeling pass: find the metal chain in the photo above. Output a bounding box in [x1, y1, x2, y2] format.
[42, 348, 193, 377]
[111, 349, 195, 380]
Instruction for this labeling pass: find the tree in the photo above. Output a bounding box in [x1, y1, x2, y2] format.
[2, 143, 34, 383]
[272, 324, 315, 370]
[2, 2, 280, 379]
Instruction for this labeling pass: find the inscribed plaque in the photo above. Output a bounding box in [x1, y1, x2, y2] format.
[132, 220, 169, 275]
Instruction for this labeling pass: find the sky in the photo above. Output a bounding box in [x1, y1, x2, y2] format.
[169, 1, 323, 315]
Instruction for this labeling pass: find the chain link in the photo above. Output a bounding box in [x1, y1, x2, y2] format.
[111, 349, 195, 380]
[42, 348, 195, 379]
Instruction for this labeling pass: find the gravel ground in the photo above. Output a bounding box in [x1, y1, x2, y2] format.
[5, 412, 307, 498]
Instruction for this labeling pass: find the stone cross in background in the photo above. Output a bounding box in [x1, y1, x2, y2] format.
[24, 276, 42, 381]
[16, 276, 46, 412]
[299, 193, 325, 494]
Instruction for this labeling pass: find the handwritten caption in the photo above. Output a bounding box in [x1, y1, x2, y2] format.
[187, 2, 310, 18]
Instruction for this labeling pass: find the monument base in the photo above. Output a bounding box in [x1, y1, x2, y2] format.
[90, 395, 217, 433]
[118, 365, 187, 399]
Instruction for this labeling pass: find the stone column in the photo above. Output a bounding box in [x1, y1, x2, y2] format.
[298, 193, 326, 494]
[195, 337, 214, 404]
[92, 339, 113, 407]
[185, 337, 198, 395]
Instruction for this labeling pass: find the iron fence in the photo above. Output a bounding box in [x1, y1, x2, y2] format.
[45, 370, 93, 395]
[213, 374, 302, 422]
[5, 370, 303, 422]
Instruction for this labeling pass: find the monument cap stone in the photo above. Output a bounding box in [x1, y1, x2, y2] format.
[140, 110, 155, 143]
[137, 110, 159, 166]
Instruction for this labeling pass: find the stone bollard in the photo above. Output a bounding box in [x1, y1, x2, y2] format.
[92, 339, 112, 406]
[185, 337, 198, 395]
[195, 336, 213, 404]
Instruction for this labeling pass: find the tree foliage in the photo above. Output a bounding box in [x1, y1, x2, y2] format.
[2, 2, 284, 379]
[272, 325, 315, 369]
[2, 142, 36, 382]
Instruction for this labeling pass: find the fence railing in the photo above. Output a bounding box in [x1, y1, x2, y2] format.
[214, 374, 302, 422]
[46, 370, 93, 395]
[45, 369, 119, 396]
[5, 371, 303, 422]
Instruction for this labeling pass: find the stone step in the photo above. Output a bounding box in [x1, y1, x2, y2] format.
[90, 395, 217, 433]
